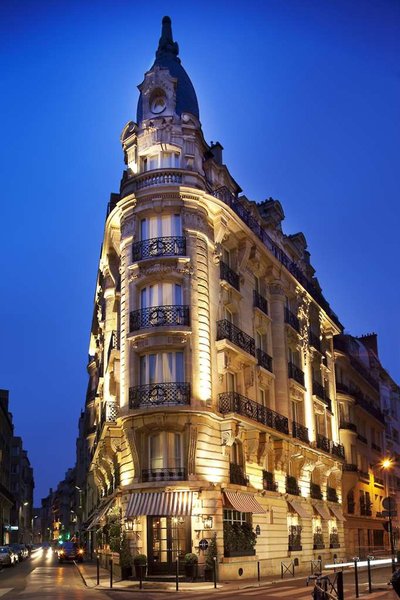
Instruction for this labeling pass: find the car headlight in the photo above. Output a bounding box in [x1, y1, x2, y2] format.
[78, 549, 84, 554]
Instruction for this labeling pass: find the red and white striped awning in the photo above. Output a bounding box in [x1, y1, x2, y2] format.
[85, 497, 114, 530]
[125, 491, 193, 517]
[223, 491, 266, 514]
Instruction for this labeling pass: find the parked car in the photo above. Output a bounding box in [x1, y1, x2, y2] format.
[10, 544, 28, 562]
[0, 546, 17, 567]
[57, 542, 84, 563]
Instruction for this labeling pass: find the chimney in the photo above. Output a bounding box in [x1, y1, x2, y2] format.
[358, 333, 378, 356]
[210, 141, 223, 165]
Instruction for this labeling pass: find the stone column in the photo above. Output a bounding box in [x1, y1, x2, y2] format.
[269, 283, 289, 417]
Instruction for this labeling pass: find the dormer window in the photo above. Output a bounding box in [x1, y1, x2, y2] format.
[150, 94, 167, 114]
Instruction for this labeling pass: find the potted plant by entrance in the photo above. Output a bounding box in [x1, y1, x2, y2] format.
[119, 535, 133, 580]
[204, 534, 217, 581]
[184, 553, 198, 580]
[133, 553, 147, 580]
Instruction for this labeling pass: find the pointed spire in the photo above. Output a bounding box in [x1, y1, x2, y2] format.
[156, 16, 179, 60]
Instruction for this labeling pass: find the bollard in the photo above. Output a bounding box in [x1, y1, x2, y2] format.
[176, 557, 179, 591]
[257, 560, 260, 582]
[337, 571, 344, 600]
[110, 558, 113, 589]
[96, 554, 100, 586]
[354, 558, 359, 599]
[367, 556, 372, 593]
[213, 556, 217, 589]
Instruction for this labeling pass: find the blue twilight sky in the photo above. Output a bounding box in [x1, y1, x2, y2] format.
[0, 0, 399, 503]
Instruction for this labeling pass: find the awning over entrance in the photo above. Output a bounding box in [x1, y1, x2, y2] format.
[287, 499, 309, 519]
[126, 491, 193, 517]
[312, 503, 331, 520]
[223, 491, 266, 514]
[86, 497, 114, 530]
[329, 505, 345, 522]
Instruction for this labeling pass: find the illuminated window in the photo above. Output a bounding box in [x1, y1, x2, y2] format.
[140, 214, 182, 240]
[139, 352, 184, 384]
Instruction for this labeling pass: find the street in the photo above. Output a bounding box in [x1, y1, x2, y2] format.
[0, 551, 398, 600]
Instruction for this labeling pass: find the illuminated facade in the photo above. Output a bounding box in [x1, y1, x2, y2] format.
[82, 17, 350, 579]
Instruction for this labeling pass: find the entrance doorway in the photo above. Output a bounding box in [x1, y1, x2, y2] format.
[147, 516, 191, 574]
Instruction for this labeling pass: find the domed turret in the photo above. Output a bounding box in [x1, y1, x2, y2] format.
[136, 16, 199, 123]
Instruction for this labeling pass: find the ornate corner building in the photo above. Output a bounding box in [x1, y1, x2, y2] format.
[79, 17, 393, 579]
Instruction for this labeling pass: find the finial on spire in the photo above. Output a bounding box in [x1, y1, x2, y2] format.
[156, 16, 179, 59]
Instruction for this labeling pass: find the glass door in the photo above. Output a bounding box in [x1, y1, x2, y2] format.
[147, 516, 190, 574]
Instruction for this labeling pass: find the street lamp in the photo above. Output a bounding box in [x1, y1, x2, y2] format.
[381, 457, 396, 570]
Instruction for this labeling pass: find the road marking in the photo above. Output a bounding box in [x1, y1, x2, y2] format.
[0, 590, 13, 598]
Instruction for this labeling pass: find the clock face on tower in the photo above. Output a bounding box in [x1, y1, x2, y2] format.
[150, 95, 166, 114]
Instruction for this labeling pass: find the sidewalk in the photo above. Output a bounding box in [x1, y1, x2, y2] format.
[75, 559, 309, 592]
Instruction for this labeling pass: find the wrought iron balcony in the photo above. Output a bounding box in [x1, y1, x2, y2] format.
[129, 382, 191, 408]
[316, 433, 331, 453]
[292, 421, 309, 443]
[230, 463, 248, 486]
[132, 235, 186, 262]
[217, 320, 255, 357]
[309, 331, 322, 352]
[310, 482, 323, 500]
[355, 394, 384, 423]
[130, 305, 190, 331]
[100, 401, 118, 425]
[359, 470, 369, 480]
[313, 531, 325, 549]
[220, 260, 240, 291]
[288, 526, 302, 551]
[256, 348, 273, 372]
[262, 470, 278, 492]
[371, 441, 382, 452]
[336, 381, 352, 395]
[253, 290, 269, 315]
[313, 380, 325, 400]
[332, 442, 345, 459]
[343, 463, 358, 472]
[284, 307, 300, 332]
[107, 330, 120, 365]
[340, 420, 357, 432]
[142, 467, 186, 482]
[218, 392, 289, 435]
[288, 362, 305, 386]
[286, 476, 301, 496]
[326, 486, 339, 503]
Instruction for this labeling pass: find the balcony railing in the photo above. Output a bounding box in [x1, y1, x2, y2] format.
[359, 470, 370, 480]
[357, 433, 368, 444]
[253, 290, 269, 315]
[142, 468, 186, 482]
[316, 433, 331, 453]
[262, 470, 278, 492]
[288, 362, 305, 386]
[130, 305, 190, 331]
[371, 442, 382, 452]
[355, 394, 385, 423]
[107, 330, 120, 365]
[129, 382, 191, 408]
[286, 475, 301, 496]
[313, 380, 325, 399]
[132, 235, 186, 261]
[230, 463, 248, 486]
[256, 348, 273, 372]
[336, 381, 352, 395]
[340, 420, 357, 432]
[220, 261, 240, 291]
[327, 487, 339, 503]
[292, 421, 309, 443]
[332, 442, 345, 459]
[310, 482, 323, 500]
[343, 463, 358, 472]
[212, 187, 342, 329]
[309, 331, 322, 353]
[219, 392, 289, 435]
[134, 169, 183, 190]
[217, 320, 255, 357]
[284, 307, 300, 332]
[101, 401, 118, 425]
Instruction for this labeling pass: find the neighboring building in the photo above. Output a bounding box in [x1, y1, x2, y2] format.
[51, 468, 77, 542]
[32, 507, 42, 544]
[334, 334, 388, 557]
[0, 390, 14, 544]
[80, 17, 353, 579]
[41, 489, 54, 543]
[9, 437, 34, 544]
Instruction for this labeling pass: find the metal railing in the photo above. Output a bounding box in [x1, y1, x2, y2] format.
[284, 307, 300, 332]
[142, 468, 186, 482]
[340, 420, 357, 432]
[229, 463, 248, 486]
[332, 442, 345, 459]
[310, 483, 323, 500]
[286, 476, 301, 496]
[130, 305, 190, 331]
[256, 348, 273, 372]
[317, 433, 331, 453]
[292, 421, 309, 443]
[262, 470, 278, 492]
[216, 319, 255, 357]
[253, 290, 269, 315]
[288, 362, 305, 386]
[220, 261, 240, 291]
[218, 392, 289, 435]
[129, 382, 191, 408]
[132, 235, 186, 261]
[326, 486, 339, 503]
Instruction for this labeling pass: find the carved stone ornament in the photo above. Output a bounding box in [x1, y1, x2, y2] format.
[297, 290, 311, 364]
[221, 430, 236, 456]
[187, 426, 197, 475]
[121, 216, 136, 238]
[213, 243, 223, 265]
[269, 282, 285, 297]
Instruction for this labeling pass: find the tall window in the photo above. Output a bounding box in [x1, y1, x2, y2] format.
[140, 283, 182, 308]
[143, 152, 180, 171]
[149, 432, 183, 470]
[140, 214, 182, 240]
[139, 352, 184, 384]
